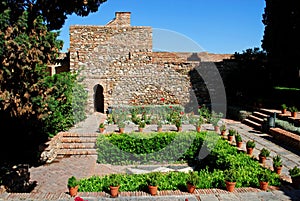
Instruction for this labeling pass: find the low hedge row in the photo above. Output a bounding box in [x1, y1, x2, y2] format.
[96, 131, 206, 165]
[84, 131, 281, 192]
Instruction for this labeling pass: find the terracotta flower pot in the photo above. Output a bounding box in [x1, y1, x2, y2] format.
[119, 127, 124, 134]
[259, 155, 267, 165]
[148, 185, 158, 196]
[282, 109, 287, 114]
[109, 185, 120, 198]
[246, 147, 253, 156]
[177, 126, 182, 132]
[221, 130, 226, 136]
[99, 128, 105, 133]
[138, 127, 143, 132]
[236, 141, 243, 148]
[196, 126, 201, 132]
[157, 127, 162, 132]
[228, 135, 234, 142]
[225, 181, 236, 192]
[291, 112, 297, 118]
[273, 166, 282, 175]
[259, 181, 268, 191]
[186, 182, 196, 193]
[68, 185, 78, 197]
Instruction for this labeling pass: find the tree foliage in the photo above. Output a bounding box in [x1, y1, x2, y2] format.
[262, 0, 300, 85]
[0, 6, 87, 164]
[224, 48, 270, 103]
[0, 0, 107, 30]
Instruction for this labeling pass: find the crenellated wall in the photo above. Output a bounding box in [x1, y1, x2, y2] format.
[69, 12, 232, 113]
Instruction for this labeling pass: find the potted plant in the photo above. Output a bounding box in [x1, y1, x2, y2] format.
[210, 111, 223, 132]
[272, 155, 283, 175]
[186, 171, 199, 193]
[258, 169, 271, 191]
[195, 117, 204, 132]
[289, 166, 300, 189]
[220, 124, 226, 136]
[235, 132, 243, 148]
[246, 140, 255, 156]
[99, 122, 105, 133]
[147, 172, 161, 196]
[109, 174, 121, 198]
[281, 104, 287, 114]
[67, 176, 80, 197]
[117, 121, 125, 134]
[157, 120, 163, 132]
[227, 128, 236, 142]
[259, 148, 270, 165]
[224, 168, 238, 192]
[138, 120, 146, 132]
[289, 106, 298, 118]
[175, 118, 182, 132]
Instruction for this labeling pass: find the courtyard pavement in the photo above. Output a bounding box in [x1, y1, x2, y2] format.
[1, 112, 300, 201]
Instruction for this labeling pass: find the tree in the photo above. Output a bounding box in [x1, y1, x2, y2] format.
[262, 0, 300, 86]
[0, 5, 88, 164]
[0, 0, 107, 30]
[223, 48, 270, 104]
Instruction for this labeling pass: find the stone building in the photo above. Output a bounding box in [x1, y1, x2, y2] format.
[68, 12, 232, 114]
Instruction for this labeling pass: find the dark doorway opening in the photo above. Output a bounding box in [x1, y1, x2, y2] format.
[94, 84, 104, 113]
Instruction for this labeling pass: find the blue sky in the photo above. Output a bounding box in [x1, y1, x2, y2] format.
[57, 0, 266, 54]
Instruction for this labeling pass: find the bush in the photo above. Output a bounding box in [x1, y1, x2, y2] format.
[96, 131, 207, 165]
[259, 148, 270, 157]
[246, 140, 255, 148]
[85, 131, 282, 192]
[289, 166, 300, 178]
[68, 176, 80, 188]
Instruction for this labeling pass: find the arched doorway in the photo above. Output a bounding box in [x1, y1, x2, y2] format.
[94, 84, 104, 113]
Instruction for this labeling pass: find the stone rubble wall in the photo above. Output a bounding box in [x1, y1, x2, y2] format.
[69, 12, 232, 114]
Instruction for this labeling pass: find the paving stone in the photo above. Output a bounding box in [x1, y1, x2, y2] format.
[216, 193, 241, 201]
[198, 194, 220, 201]
[3, 113, 300, 201]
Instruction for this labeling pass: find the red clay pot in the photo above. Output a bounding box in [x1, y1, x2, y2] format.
[259, 181, 268, 191]
[148, 185, 158, 196]
[225, 181, 236, 192]
[186, 182, 196, 193]
[109, 185, 120, 198]
[247, 147, 253, 156]
[68, 185, 78, 197]
[236, 141, 243, 148]
[273, 166, 282, 175]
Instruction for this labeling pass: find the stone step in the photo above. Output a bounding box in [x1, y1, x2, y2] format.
[242, 118, 262, 130]
[247, 115, 264, 124]
[259, 108, 281, 116]
[61, 133, 100, 138]
[252, 111, 268, 119]
[57, 149, 98, 156]
[61, 137, 97, 143]
[61, 143, 96, 149]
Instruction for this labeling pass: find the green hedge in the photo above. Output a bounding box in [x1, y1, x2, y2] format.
[96, 131, 207, 165]
[84, 130, 281, 192]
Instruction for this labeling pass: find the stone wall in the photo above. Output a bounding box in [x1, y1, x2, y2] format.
[69, 12, 232, 113]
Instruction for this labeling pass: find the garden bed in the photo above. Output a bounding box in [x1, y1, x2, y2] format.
[78, 131, 282, 193]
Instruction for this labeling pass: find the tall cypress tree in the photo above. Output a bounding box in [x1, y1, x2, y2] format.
[262, 0, 300, 86]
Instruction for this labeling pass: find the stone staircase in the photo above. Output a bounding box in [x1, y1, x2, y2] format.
[41, 132, 99, 163]
[242, 108, 281, 131]
[58, 133, 98, 157]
